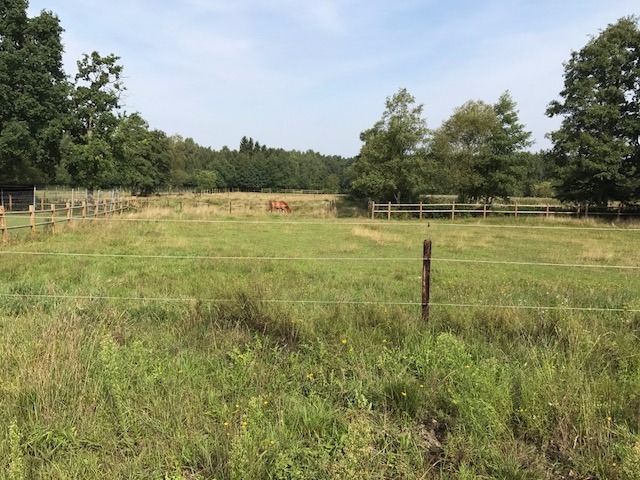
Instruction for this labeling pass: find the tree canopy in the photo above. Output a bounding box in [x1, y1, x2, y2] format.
[349, 88, 429, 203]
[419, 92, 532, 202]
[547, 16, 640, 205]
[0, 0, 67, 183]
[3, 3, 639, 207]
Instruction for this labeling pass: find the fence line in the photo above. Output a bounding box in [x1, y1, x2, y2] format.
[0, 291, 637, 313]
[1, 250, 639, 270]
[0, 196, 136, 245]
[370, 201, 637, 220]
[77, 216, 640, 232]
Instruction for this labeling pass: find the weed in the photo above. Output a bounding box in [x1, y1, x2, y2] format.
[7, 420, 24, 480]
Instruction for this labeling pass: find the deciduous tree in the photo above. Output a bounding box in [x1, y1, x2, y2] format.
[349, 88, 429, 203]
[64, 52, 125, 188]
[547, 16, 640, 205]
[430, 93, 532, 202]
[0, 0, 68, 182]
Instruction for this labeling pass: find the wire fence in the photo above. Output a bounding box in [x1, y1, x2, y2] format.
[1, 210, 638, 315]
[1, 250, 639, 269]
[1, 250, 638, 313]
[0, 292, 638, 313]
[75, 216, 640, 232]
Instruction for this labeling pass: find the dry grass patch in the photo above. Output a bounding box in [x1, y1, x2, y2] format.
[127, 206, 175, 219]
[581, 246, 615, 263]
[351, 226, 401, 244]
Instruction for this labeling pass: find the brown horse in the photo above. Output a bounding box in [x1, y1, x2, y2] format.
[269, 200, 291, 213]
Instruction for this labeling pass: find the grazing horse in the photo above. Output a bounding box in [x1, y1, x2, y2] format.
[269, 200, 291, 213]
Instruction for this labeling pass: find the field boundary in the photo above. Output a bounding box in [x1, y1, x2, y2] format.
[2, 209, 637, 315]
[370, 201, 638, 220]
[77, 216, 640, 232]
[0, 196, 135, 245]
[1, 291, 638, 313]
[1, 250, 639, 269]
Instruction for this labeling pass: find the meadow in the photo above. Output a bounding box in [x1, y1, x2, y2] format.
[1, 193, 639, 479]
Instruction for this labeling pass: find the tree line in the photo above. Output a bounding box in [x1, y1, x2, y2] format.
[2, 2, 639, 206]
[0, 1, 351, 195]
[350, 16, 640, 207]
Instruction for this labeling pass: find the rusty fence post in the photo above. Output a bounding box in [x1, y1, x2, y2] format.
[422, 239, 432, 322]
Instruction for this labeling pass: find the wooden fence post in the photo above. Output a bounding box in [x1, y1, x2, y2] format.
[82, 200, 87, 219]
[483, 201, 487, 219]
[66, 201, 71, 224]
[370, 201, 374, 220]
[0, 206, 7, 245]
[30, 205, 35, 238]
[8, 195, 12, 211]
[102, 198, 107, 216]
[51, 204, 56, 235]
[451, 202, 456, 220]
[514, 202, 518, 218]
[546, 204, 550, 218]
[419, 201, 423, 220]
[422, 239, 432, 322]
[387, 202, 391, 220]
[40, 195, 44, 211]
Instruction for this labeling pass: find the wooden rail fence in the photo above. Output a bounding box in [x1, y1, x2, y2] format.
[370, 201, 633, 220]
[0, 197, 135, 245]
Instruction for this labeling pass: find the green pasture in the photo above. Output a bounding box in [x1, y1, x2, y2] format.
[1, 194, 639, 479]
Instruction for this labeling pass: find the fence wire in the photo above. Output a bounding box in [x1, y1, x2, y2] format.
[0, 292, 638, 313]
[1, 250, 639, 270]
[82, 216, 640, 232]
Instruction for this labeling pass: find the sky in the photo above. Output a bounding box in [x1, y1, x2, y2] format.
[27, 0, 640, 158]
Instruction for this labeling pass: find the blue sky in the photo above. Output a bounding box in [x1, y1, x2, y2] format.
[28, 0, 639, 157]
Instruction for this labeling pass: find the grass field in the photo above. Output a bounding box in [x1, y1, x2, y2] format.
[1, 193, 639, 479]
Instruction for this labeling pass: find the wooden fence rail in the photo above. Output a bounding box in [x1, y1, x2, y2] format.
[370, 202, 634, 221]
[0, 197, 135, 245]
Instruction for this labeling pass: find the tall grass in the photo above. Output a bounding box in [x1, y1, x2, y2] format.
[0, 193, 639, 478]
